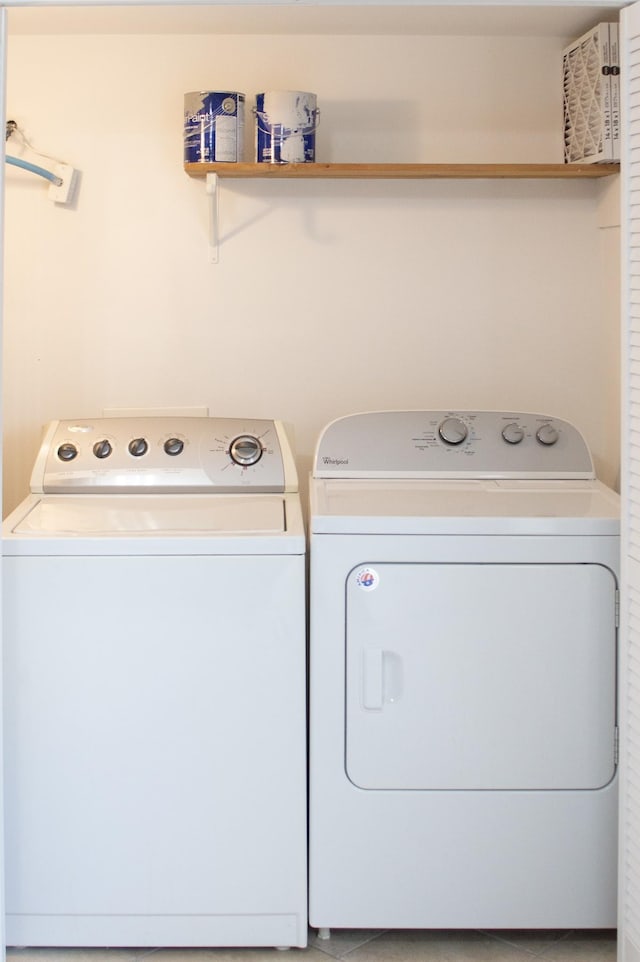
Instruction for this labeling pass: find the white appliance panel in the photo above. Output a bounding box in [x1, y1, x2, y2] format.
[3, 416, 307, 949]
[346, 562, 617, 790]
[309, 532, 619, 929]
[309, 410, 620, 931]
[4, 552, 306, 945]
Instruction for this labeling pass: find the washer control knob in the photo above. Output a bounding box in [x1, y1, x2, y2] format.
[128, 437, 148, 458]
[502, 423, 525, 445]
[536, 423, 559, 446]
[93, 439, 112, 459]
[164, 437, 184, 457]
[438, 417, 468, 446]
[230, 435, 263, 466]
[57, 442, 78, 462]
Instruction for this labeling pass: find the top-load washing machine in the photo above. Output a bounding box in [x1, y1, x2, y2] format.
[309, 410, 620, 932]
[3, 416, 307, 949]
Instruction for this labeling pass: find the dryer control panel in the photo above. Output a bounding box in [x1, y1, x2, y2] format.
[313, 411, 595, 480]
[31, 417, 298, 494]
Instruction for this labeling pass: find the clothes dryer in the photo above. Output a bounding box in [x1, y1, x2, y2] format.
[309, 410, 619, 932]
[3, 416, 306, 948]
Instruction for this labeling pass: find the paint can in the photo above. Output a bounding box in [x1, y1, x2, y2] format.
[254, 91, 319, 164]
[184, 91, 245, 164]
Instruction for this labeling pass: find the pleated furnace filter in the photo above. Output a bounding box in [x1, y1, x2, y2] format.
[563, 23, 613, 164]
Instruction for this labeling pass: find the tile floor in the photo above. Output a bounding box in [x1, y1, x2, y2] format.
[5, 929, 617, 962]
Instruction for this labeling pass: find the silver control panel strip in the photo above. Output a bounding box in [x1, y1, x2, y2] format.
[32, 417, 298, 494]
[313, 411, 595, 480]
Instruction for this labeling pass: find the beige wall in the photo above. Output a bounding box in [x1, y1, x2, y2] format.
[2, 27, 620, 512]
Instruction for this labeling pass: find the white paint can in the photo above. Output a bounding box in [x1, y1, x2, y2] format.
[254, 91, 319, 164]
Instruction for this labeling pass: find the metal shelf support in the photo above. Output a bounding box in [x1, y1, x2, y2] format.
[206, 172, 219, 263]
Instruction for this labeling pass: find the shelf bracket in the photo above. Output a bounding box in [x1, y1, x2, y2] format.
[206, 172, 219, 263]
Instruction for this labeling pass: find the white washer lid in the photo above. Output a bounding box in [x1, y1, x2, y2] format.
[10, 494, 286, 536]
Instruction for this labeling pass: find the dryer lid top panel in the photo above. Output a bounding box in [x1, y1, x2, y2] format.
[310, 478, 620, 535]
[313, 411, 595, 480]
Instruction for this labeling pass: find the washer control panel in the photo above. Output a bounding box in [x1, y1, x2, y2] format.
[313, 411, 595, 479]
[32, 417, 297, 494]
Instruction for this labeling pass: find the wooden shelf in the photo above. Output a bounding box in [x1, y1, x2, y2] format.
[196, 161, 620, 262]
[185, 162, 620, 180]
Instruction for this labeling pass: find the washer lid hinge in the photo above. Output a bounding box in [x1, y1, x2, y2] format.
[615, 726, 620, 766]
[616, 589, 620, 628]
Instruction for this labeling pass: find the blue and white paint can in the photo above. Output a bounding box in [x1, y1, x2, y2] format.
[184, 91, 245, 163]
[254, 91, 319, 164]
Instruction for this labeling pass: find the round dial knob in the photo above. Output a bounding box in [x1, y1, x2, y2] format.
[93, 439, 112, 459]
[57, 442, 78, 462]
[128, 437, 148, 458]
[164, 437, 184, 457]
[229, 435, 263, 466]
[536, 423, 559, 446]
[502, 422, 525, 445]
[438, 417, 468, 446]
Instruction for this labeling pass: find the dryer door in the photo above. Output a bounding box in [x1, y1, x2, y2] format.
[345, 563, 617, 790]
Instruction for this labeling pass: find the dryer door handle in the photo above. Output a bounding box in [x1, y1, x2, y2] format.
[362, 649, 384, 710]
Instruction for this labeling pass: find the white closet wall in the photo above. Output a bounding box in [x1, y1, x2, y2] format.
[1, 14, 621, 516]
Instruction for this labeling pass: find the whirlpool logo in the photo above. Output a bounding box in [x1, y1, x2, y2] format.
[322, 456, 349, 465]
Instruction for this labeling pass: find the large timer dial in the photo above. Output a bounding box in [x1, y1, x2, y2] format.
[229, 435, 263, 466]
[438, 417, 468, 446]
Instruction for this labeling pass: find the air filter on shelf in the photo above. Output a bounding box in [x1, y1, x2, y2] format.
[562, 22, 619, 164]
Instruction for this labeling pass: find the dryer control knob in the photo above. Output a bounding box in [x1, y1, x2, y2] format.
[438, 417, 468, 446]
[230, 435, 263, 466]
[502, 423, 525, 445]
[164, 438, 184, 457]
[536, 423, 559, 446]
[57, 442, 78, 462]
[128, 437, 148, 457]
[93, 439, 112, 459]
